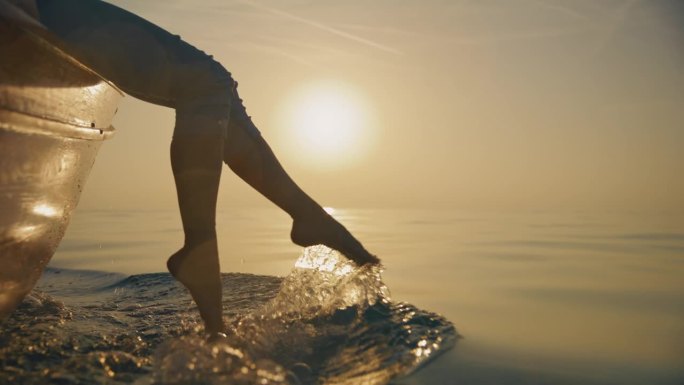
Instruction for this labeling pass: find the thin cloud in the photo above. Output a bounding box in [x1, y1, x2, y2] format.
[235, 0, 403, 55]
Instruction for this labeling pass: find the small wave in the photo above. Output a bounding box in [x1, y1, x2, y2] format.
[1, 246, 458, 384]
[155, 246, 458, 385]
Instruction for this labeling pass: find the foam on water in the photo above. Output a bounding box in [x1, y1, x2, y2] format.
[0, 246, 457, 384]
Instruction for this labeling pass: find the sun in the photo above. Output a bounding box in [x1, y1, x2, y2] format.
[276, 80, 375, 170]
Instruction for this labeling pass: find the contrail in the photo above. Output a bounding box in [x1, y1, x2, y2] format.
[235, 0, 403, 55]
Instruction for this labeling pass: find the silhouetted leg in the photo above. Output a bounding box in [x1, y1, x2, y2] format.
[167, 132, 225, 336]
[36, 1, 379, 344]
[36, 0, 231, 336]
[223, 106, 379, 266]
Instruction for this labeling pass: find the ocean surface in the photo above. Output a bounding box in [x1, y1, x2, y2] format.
[1, 207, 683, 384]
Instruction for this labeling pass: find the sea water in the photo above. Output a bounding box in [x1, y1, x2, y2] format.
[1, 207, 683, 384]
[0, 244, 455, 385]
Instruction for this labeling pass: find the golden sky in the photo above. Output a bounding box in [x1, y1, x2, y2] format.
[79, 0, 684, 212]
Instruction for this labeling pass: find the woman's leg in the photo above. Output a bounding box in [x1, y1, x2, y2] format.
[36, 0, 228, 335]
[167, 132, 224, 336]
[36, 0, 378, 335]
[224, 91, 379, 265]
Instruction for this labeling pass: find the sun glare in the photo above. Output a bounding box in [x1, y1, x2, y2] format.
[277, 80, 375, 169]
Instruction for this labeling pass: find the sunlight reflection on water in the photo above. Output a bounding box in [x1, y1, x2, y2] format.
[2, 245, 456, 385]
[44, 207, 684, 384]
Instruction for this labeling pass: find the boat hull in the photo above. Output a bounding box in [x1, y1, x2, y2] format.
[0, 14, 122, 318]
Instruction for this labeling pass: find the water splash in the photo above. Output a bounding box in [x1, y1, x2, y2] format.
[1, 246, 457, 384]
[156, 246, 457, 384]
[264, 245, 390, 317]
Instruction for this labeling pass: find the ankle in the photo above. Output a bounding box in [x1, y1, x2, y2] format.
[291, 202, 327, 222]
[183, 230, 217, 248]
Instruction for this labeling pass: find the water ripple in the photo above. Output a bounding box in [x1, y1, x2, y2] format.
[0, 246, 457, 385]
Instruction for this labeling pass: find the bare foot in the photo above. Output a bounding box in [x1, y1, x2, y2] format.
[167, 239, 224, 335]
[290, 208, 380, 266]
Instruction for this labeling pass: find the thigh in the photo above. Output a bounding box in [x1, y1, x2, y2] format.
[35, 0, 217, 108]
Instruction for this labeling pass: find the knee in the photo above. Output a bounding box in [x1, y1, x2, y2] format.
[223, 120, 254, 167]
[173, 62, 235, 137]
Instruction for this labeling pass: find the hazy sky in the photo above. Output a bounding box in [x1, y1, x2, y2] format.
[79, 0, 684, 212]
